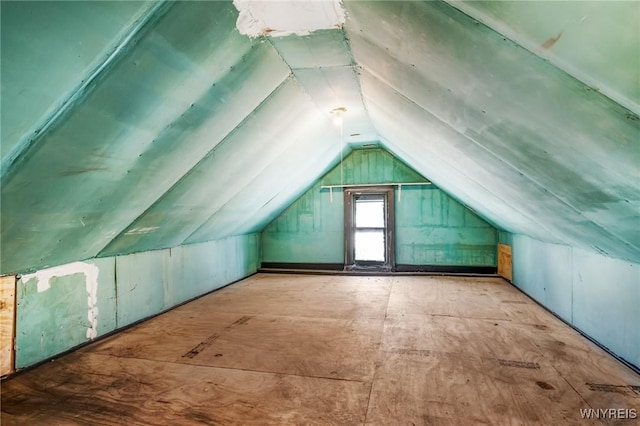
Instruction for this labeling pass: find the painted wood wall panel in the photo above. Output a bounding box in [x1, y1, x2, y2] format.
[570, 248, 640, 369]
[497, 243, 513, 282]
[262, 148, 497, 266]
[511, 233, 640, 369]
[395, 187, 497, 266]
[15, 258, 116, 369]
[12, 234, 259, 370]
[0, 275, 16, 376]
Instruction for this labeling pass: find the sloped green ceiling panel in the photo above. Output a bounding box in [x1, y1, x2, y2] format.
[1, 1, 289, 274]
[447, 0, 640, 114]
[3, 0, 638, 275]
[345, 0, 640, 262]
[186, 125, 343, 243]
[269, 29, 353, 69]
[238, 148, 351, 236]
[0, 0, 158, 169]
[100, 78, 335, 256]
[237, 147, 352, 237]
[364, 71, 639, 262]
[362, 77, 532, 235]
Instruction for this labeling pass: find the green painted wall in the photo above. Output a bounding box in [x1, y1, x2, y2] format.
[507, 232, 640, 370]
[396, 187, 496, 266]
[262, 148, 497, 266]
[0, 0, 158, 168]
[15, 257, 116, 369]
[14, 234, 259, 369]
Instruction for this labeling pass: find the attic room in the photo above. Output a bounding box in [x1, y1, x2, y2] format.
[1, 0, 638, 424]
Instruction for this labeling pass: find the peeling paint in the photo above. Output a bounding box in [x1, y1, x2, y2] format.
[21, 262, 100, 340]
[234, 0, 345, 38]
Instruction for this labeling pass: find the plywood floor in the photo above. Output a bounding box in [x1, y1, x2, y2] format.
[2, 274, 639, 425]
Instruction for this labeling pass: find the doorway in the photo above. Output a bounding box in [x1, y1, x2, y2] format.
[344, 186, 394, 270]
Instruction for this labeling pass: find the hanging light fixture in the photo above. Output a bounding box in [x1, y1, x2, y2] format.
[330, 107, 347, 127]
[329, 107, 347, 203]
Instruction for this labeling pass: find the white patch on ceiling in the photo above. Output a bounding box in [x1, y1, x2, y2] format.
[234, 0, 345, 38]
[124, 226, 159, 235]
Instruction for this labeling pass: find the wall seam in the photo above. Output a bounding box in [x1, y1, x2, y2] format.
[114, 256, 119, 330]
[1, 1, 174, 183]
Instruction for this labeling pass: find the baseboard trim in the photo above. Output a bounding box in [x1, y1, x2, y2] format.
[259, 263, 497, 275]
[395, 264, 497, 274]
[260, 262, 344, 271]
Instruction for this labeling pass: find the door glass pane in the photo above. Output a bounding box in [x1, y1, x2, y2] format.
[355, 230, 385, 261]
[355, 198, 384, 227]
[353, 194, 386, 263]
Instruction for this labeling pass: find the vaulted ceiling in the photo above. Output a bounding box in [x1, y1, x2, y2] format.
[1, 0, 638, 275]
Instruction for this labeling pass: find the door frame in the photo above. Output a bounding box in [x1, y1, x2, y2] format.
[344, 186, 395, 270]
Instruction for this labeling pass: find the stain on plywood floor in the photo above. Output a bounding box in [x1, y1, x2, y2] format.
[2, 274, 639, 425]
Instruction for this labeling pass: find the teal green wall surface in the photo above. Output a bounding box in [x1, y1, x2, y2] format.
[498, 230, 514, 246]
[14, 234, 259, 369]
[507, 233, 640, 369]
[396, 187, 497, 266]
[15, 257, 116, 369]
[262, 148, 497, 266]
[0, 0, 157, 167]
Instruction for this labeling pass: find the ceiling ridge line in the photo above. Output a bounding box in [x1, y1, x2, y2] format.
[340, 26, 381, 141]
[95, 74, 295, 259]
[1, 0, 175, 184]
[264, 37, 324, 117]
[363, 67, 639, 255]
[264, 34, 363, 134]
[289, 64, 356, 71]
